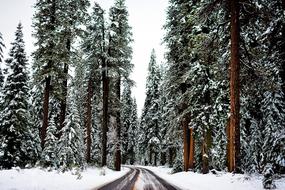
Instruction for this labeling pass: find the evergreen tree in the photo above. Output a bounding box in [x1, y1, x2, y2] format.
[29, 85, 42, 162]
[56, 0, 90, 134]
[128, 98, 138, 164]
[57, 92, 85, 170]
[71, 51, 86, 129]
[139, 49, 161, 166]
[82, 2, 105, 163]
[108, 0, 133, 171]
[260, 89, 285, 170]
[163, 0, 196, 171]
[121, 81, 133, 164]
[40, 114, 58, 168]
[158, 64, 179, 167]
[0, 24, 34, 168]
[33, 0, 89, 149]
[33, 0, 60, 149]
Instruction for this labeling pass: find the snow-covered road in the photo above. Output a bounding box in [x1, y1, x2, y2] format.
[96, 167, 180, 190]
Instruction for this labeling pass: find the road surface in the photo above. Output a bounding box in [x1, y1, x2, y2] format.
[95, 167, 181, 190]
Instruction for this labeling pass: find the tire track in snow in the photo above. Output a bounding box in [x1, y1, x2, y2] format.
[96, 166, 181, 190]
[96, 167, 139, 190]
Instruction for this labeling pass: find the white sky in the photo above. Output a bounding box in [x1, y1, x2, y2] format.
[0, 0, 168, 116]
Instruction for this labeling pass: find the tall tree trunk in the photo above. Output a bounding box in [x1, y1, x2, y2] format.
[41, 75, 51, 149]
[41, 0, 56, 149]
[85, 78, 93, 163]
[59, 38, 70, 137]
[188, 127, 195, 169]
[101, 58, 109, 167]
[228, 0, 241, 173]
[114, 76, 121, 171]
[180, 83, 192, 172]
[183, 117, 190, 171]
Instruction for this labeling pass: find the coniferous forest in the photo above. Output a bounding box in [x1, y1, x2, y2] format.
[0, 0, 285, 188]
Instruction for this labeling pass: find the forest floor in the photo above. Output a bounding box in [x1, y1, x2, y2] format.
[0, 165, 284, 190]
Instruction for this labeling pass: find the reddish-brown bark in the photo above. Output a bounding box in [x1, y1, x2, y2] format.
[228, 0, 241, 172]
[183, 118, 190, 172]
[41, 0, 56, 149]
[188, 128, 195, 169]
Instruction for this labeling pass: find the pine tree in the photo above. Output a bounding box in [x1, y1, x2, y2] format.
[33, 0, 59, 149]
[71, 51, 86, 129]
[82, 2, 105, 164]
[163, 0, 196, 171]
[121, 81, 133, 164]
[29, 85, 42, 162]
[33, 0, 89, 149]
[140, 49, 161, 166]
[159, 64, 180, 168]
[108, 0, 133, 171]
[128, 98, 138, 164]
[40, 114, 58, 168]
[157, 65, 168, 166]
[56, 0, 90, 135]
[0, 23, 33, 168]
[57, 92, 85, 170]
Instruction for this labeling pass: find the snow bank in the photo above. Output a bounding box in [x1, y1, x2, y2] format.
[0, 166, 129, 190]
[141, 166, 285, 190]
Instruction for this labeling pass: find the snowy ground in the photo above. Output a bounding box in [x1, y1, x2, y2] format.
[1, 166, 285, 190]
[0, 166, 129, 190]
[141, 166, 285, 190]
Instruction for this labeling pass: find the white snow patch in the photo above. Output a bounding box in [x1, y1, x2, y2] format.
[141, 166, 285, 190]
[0, 166, 129, 190]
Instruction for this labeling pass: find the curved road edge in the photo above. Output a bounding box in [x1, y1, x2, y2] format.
[91, 167, 134, 190]
[136, 167, 182, 190]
